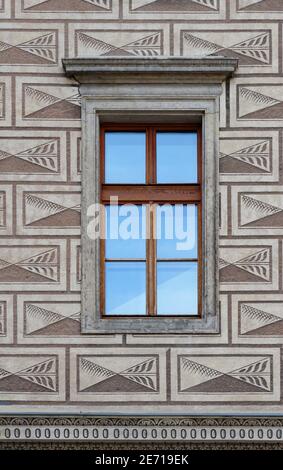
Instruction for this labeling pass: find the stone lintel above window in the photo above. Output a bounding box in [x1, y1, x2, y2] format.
[63, 56, 238, 83]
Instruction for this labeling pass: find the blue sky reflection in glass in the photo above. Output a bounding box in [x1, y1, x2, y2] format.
[157, 262, 198, 316]
[105, 262, 146, 315]
[156, 204, 198, 259]
[105, 132, 146, 183]
[156, 132, 197, 183]
[105, 204, 146, 259]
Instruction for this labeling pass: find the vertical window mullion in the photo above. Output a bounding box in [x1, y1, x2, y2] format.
[100, 206, 106, 316]
[146, 128, 156, 315]
[151, 127, 157, 184]
[146, 127, 151, 184]
[147, 203, 157, 316]
[146, 127, 156, 184]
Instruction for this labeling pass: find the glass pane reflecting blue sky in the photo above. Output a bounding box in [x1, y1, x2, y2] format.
[105, 205, 146, 259]
[105, 262, 146, 315]
[156, 132, 197, 183]
[157, 204, 198, 259]
[157, 262, 198, 315]
[105, 132, 146, 184]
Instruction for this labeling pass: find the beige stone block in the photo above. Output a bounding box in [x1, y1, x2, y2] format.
[232, 293, 283, 344]
[68, 22, 170, 58]
[70, 239, 81, 292]
[15, 76, 81, 128]
[175, 22, 278, 75]
[0, 295, 13, 345]
[0, 239, 67, 291]
[0, 347, 66, 401]
[230, 0, 283, 20]
[220, 239, 279, 291]
[0, 77, 12, 127]
[230, 77, 283, 128]
[69, 347, 167, 402]
[123, 0, 226, 20]
[16, 184, 81, 236]
[171, 347, 281, 402]
[0, 130, 68, 182]
[0, 185, 13, 236]
[15, 0, 119, 19]
[219, 130, 280, 183]
[0, 23, 65, 73]
[231, 185, 283, 236]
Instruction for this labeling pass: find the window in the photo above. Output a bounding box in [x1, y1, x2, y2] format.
[63, 56, 238, 333]
[100, 124, 202, 318]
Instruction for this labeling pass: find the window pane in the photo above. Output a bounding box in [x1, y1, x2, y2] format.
[105, 262, 146, 315]
[157, 262, 198, 315]
[105, 132, 146, 184]
[157, 204, 198, 259]
[105, 205, 146, 259]
[156, 132, 197, 183]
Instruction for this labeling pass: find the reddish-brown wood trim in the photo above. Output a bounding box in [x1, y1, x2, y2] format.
[154, 258, 198, 262]
[101, 185, 201, 203]
[101, 123, 199, 131]
[100, 123, 202, 318]
[146, 127, 151, 185]
[151, 128, 157, 184]
[100, 128, 105, 184]
[147, 204, 156, 316]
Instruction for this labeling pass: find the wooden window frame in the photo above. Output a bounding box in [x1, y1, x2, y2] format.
[100, 123, 202, 318]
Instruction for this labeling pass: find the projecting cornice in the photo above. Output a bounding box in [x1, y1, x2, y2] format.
[62, 56, 238, 84]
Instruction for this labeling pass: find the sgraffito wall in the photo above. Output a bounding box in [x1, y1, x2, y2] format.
[0, 0, 283, 414]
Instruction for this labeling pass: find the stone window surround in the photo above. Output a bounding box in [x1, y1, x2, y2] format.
[63, 56, 238, 334]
